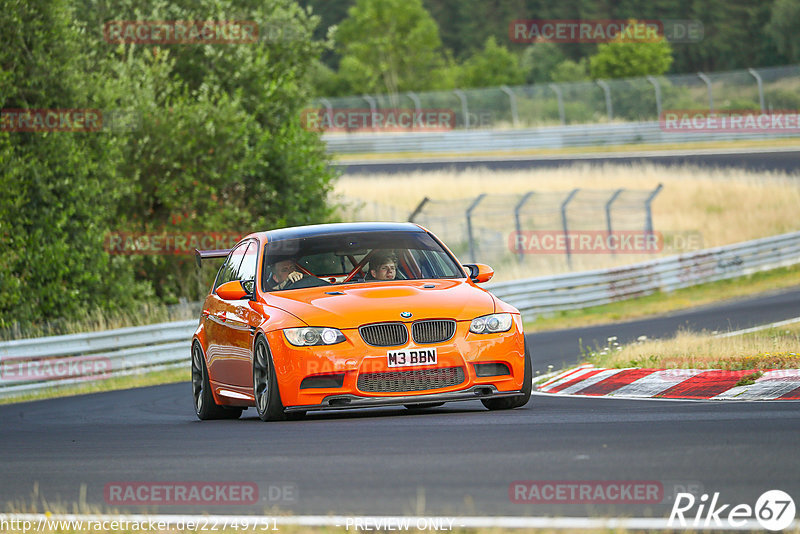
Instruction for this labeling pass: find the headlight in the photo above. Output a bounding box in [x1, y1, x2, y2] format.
[284, 327, 346, 346]
[470, 313, 512, 334]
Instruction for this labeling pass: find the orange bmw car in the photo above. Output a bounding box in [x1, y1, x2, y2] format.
[191, 222, 531, 421]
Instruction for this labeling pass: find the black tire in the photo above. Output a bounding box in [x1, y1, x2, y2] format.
[481, 341, 532, 411]
[404, 402, 445, 410]
[192, 342, 242, 420]
[253, 337, 289, 421]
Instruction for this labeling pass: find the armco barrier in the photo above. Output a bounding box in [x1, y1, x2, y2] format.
[0, 320, 196, 398]
[487, 230, 800, 318]
[322, 122, 800, 154]
[1, 231, 799, 399]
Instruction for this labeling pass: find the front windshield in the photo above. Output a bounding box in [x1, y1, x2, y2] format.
[261, 230, 465, 292]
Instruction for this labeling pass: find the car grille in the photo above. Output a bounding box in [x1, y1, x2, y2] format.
[357, 367, 466, 393]
[359, 323, 408, 347]
[412, 319, 456, 344]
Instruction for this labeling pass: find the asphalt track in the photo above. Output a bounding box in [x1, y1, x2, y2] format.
[338, 147, 800, 174]
[1, 287, 798, 519]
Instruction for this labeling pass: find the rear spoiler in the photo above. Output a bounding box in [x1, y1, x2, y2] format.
[194, 248, 231, 268]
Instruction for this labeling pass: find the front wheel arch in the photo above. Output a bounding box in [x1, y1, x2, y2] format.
[252, 335, 290, 421]
[191, 340, 242, 420]
[481, 340, 532, 411]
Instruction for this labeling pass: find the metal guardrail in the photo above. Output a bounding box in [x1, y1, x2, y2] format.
[322, 121, 800, 154]
[1, 231, 798, 398]
[0, 320, 196, 398]
[487, 231, 800, 319]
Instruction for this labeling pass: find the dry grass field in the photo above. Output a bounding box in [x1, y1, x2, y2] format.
[334, 163, 800, 279]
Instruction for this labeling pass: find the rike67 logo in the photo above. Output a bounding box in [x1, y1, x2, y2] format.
[669, 489, 795, 531]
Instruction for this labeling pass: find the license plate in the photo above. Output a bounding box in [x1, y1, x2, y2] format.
[387, 347, 438, 368]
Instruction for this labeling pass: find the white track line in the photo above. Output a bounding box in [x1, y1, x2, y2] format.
[714, 316, 800, 338]
[1, 513, 794, 531]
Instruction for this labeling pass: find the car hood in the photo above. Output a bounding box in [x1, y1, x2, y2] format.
[264, 279, 495, 329]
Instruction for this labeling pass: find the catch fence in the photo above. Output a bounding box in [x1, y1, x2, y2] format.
[316, 65, 800, 131]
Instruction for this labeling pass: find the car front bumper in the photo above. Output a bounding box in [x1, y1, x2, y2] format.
[266, 316, 527, 409]
[285, 385, 525, 412]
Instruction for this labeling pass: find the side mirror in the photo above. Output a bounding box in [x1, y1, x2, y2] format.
[216, 280, 250, 300]
[463, 263, 494, 283]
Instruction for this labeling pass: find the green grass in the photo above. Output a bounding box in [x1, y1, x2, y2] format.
[524, 263, 800, 332]
[332, 136, 800, 161]
[0, 367, 189, 405]
[734, 370, 765, 387]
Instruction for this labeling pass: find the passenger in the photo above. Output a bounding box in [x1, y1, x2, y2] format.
[266, 259, 304, 290]
[367, 251, 398, 281]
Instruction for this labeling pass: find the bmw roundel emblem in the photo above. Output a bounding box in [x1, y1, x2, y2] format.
[400, 311, 412, 319]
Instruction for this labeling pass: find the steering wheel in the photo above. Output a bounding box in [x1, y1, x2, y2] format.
[283, 275, 332, 290]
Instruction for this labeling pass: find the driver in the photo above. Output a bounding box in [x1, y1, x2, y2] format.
[266, 259, 305, 290]
[367, 251, 398, 281]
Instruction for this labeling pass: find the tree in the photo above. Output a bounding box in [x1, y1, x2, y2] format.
[457, 37, 525, 88]
[767, 0, 800, 63]
[0, 0, 150, 327]
[336, 0, 447, 95]
[77, 0, 339, 302]
[589, 20, 674, 79]
[520, 42, 567, 84]
[551, 59, 590, 82]
[0, 0, 339, 327]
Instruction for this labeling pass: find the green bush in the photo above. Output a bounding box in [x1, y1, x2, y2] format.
[0, 0, 338, 329]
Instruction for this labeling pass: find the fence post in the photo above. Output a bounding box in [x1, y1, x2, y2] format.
[697, 72, 713, 111]
[466, 194, 486, 262]
[747, 68, 765, 111]
[646, 76, 662, 118]
[318, 97, 333, 118]
[514, 192, 535, 262]
[453, 89, 470, 129]
[605, 188, 624, 256]
[405, 91, 422, 115]
[549, 83, 566, 125]
[408, 197, 430, 223]
[597, 80, 613, 121]
[561, 189, 580, 269]
[644, 183, 663, 234]
[362, 95, 377, 131]
[500, 85, 520, 127]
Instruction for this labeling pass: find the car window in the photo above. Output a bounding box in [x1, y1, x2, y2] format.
[237, 241, 258, 294]
[409, 248, 457, 278]
[214, 241, 250, 291]
[262, 230, 464, 292]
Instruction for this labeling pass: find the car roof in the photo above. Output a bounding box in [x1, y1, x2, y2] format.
[261, 222, 425, 242]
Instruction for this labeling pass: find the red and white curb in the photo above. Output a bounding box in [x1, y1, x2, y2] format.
[536, 364, 800, 400]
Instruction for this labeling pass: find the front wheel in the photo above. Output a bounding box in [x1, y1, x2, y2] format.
[482, 341, 532, 411]
[253, 337, 289, 421]
[192, 342, 242, 420]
